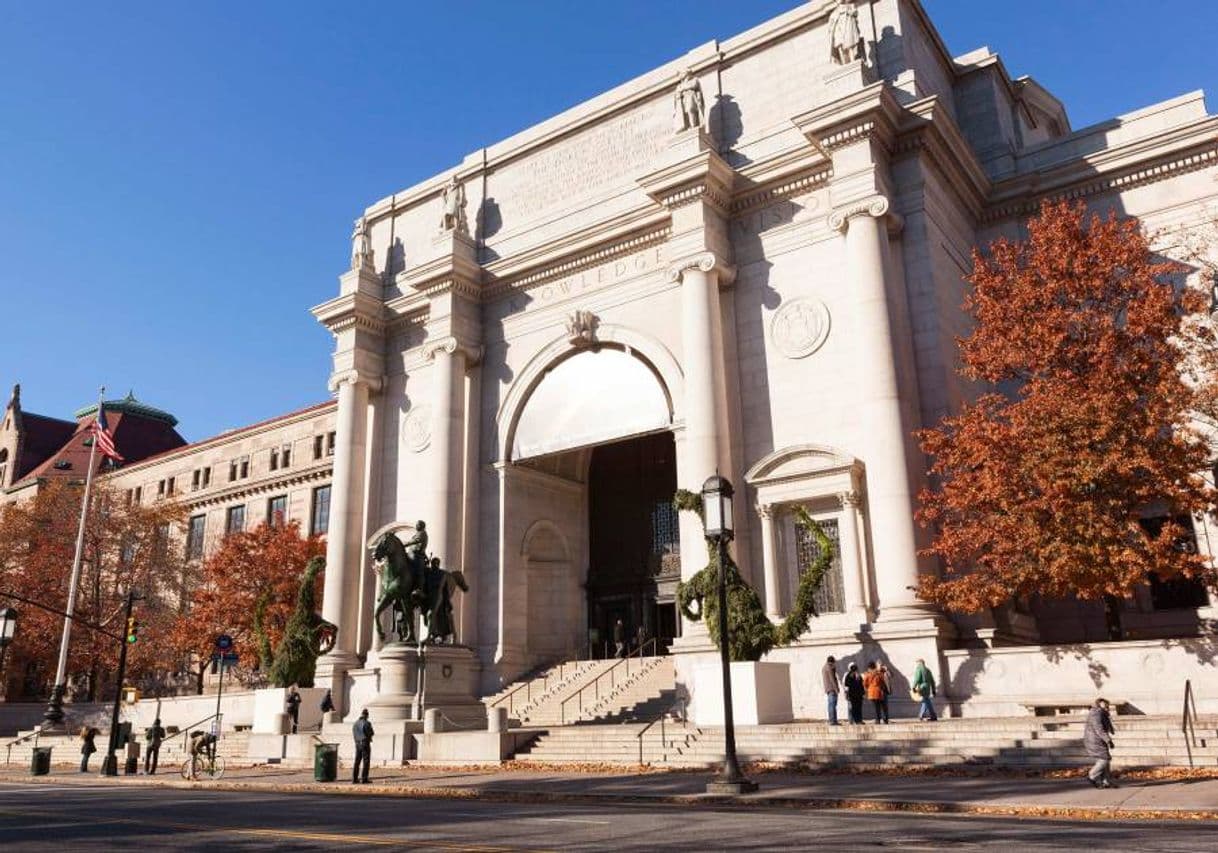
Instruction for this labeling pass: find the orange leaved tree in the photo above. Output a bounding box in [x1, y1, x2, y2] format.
[168, 521, 324, 694]
[917, 201, 1216, 617]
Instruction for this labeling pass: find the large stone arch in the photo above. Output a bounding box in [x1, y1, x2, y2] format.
[496, 324, 684, 463]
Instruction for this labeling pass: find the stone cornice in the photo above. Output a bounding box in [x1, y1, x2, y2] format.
[310, 291, 386, 336]
[395, 246, 483, 302]
[983, 120, 1218, 223]
[176, 463, 334, 511]
[730, 164, 834, 215]
[791, 82, 904, 157]
[637, 146, 736, 217]
[665, 251, 737, 287]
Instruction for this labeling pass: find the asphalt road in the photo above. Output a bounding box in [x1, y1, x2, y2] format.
[1, 781, 1216, 851]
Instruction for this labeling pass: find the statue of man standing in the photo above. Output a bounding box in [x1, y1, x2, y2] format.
[828, 0, 863, 66]
[440, 176, 465, 232]
[673, 68, 705, 133]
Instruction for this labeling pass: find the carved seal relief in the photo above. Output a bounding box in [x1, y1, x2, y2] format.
[402, 404, 432, 452]
[770, 298, 831, 359]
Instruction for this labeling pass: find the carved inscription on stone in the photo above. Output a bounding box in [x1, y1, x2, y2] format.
[503, 246, 664, 315]
[496, 107, 670, 223]
[771, 297, 831, 359]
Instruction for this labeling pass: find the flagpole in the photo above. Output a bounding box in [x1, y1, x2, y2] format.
[44, 386, 105, 726]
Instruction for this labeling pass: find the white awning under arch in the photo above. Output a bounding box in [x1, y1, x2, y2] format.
[511, 347, 671, 461]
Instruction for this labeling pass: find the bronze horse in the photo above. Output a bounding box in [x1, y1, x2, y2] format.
[372, 530, 425, 643]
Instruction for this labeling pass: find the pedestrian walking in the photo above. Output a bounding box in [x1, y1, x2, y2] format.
[843, 662, 865, 724]
[320, 689, 335, 716]
[286, 685, 302, 734]
[634, 623, 648, 655]
[1084, 698, 1118, 788]
[78, 726, 97, 773]
[352, 708, 374, 784]
[144, 718, 166, 775]
[863, 661, 889, 723]
[821, 656, 840, 725]
[912, 658, 938, 721]
[613, 619, 626, 658]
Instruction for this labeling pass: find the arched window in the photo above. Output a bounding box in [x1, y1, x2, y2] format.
[0, 448, 8, 487]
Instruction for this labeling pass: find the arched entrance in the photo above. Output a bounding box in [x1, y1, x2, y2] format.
[497, 335, 684, 671]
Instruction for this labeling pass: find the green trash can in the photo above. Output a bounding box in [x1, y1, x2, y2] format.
[313, 743, 338, 783]
[30, 746, 52, 776]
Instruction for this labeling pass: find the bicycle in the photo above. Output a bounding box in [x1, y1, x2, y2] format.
[180, 751, 226, 781]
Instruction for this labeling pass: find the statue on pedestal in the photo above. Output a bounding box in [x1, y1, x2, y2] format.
[673, 68, 705, 133]
[421, 556, 469, 644]
[371, 523, 427, 643]
[828, 0, 864, 66]
[351, 215, 374, 270]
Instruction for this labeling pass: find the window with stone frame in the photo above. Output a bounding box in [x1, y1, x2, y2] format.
[186, 514, 206, 560]
[793, 514, 845, 614]
[267, 494, 287, 527]
[313, 435, 324, 460]
[311, 485, 331, 537]
[1139, 514, 1211, 610]
[225, 504, 245, 536]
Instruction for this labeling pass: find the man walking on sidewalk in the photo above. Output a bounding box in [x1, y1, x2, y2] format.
[1084, 697, 1117, 788]
[352, 709, 374, 784]
[822, 655, 840, 725]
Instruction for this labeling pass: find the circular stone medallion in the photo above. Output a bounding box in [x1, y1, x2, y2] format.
[402, 404, 432, 452]
[771, 297, 831, 359]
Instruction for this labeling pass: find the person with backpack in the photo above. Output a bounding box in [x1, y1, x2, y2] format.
[863, 661, 890, 724]
[78, 726, 98, 773]
[144, 717, 166, 774]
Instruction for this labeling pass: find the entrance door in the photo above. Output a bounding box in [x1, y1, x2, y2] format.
[586, 432, 680, 656]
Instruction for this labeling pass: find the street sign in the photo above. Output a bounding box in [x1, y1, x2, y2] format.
[214, 634, 233, 651]
[210, 651, 239, 667]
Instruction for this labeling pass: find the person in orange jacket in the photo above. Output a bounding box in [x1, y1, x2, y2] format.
[863, 660, 890, 724]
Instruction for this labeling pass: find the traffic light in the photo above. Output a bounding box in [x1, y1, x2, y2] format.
[125, 616, 139, 644]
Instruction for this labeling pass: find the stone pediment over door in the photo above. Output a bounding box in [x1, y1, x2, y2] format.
[744, 443, 863, 503]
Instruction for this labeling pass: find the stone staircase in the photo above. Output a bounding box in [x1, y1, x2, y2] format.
[485, 656, 672, 726]
[515, 715, 1218, 770]
[2, 729, 253, 770]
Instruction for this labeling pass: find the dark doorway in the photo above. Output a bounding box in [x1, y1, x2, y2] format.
[586, 431, 681, 656]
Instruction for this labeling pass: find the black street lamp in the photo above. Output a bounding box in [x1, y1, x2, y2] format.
[0, 607, 17, 698]
[701, 474, 758, 795]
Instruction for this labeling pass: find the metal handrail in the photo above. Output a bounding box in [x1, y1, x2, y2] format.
[1183, 678, 1199, 767]
[172, 712, 222, 751]
[635, 697, 687, 765]
[3, 728, 41, 765]
[488, 659, 570, 717]
[560, 638, 658, 725]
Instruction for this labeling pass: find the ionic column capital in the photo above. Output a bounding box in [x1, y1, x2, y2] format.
[827, 195, 902, 234]
[665, 251, 737, 286]
[422, 336, 484, 366]
[327, 370, 384, 394]
[756, 502, 775, 520]
[838, 490, 864, 509]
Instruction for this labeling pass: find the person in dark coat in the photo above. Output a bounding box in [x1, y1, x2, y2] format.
[285, 686, 302, 734]
[352, 708, 374, 784]
[1084, 698, 1117, 788]
[843, 663, 865, 724]
[144, 718, 166, 774]
[821, 656, 841, 725]
[79, 726, 98, 773]
[320, 689, 335, 715]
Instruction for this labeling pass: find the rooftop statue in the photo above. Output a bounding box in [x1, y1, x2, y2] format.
[673, 68, 705, 133]
[828, 0, 864, 65]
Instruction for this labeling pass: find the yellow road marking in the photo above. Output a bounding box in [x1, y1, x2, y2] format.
[0, 806, 550, 852]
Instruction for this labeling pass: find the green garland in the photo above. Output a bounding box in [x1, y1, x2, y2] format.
[674, 490, 833, 661]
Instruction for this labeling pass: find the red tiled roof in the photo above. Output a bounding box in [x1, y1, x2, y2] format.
[18, 409, 187, 485]
[13, 412, 75, 482]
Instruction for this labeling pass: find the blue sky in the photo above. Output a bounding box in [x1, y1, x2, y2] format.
[1, 1, 1214, 441]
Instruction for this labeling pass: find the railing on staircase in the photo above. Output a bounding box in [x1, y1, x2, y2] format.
[560, 638, 657, 725]
[3, 728, 41, 765]
[635, 697, 686, 765]
[487, 659, 573, 719]
[1182, 678, 1200, 768]
[171, 712, 222, 753]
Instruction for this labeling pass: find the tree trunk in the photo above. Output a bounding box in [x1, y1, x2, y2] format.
[1102, 594, 1124, 641]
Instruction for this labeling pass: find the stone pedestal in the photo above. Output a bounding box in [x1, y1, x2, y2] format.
[362, 643, 483, 724]
[821, 59, 877, 99]
[690, 660, 793, 726]
[252, 687, 328, 734]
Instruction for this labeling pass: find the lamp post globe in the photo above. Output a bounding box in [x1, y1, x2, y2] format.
[700, 475, 734, 540]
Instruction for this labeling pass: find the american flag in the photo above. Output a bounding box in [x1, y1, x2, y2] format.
[92, 403, 124, 462]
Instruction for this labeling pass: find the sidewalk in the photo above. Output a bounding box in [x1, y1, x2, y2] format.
[3, 763, 1217, 821]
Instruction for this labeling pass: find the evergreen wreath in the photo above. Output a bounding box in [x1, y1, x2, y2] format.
[674, 490, 833, 661]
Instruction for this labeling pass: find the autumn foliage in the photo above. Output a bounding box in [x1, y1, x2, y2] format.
[917, 201, 1216, 611]
[167, 520, 324, 693]
[0, 479, 187, 700]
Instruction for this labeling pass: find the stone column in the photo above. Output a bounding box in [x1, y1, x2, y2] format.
[317, 370, 377, 684]
[829, 197, 925, 619]
[758, 504, 782, 619]
[670, 253, 732, 583]
[837, 491, 870, 622]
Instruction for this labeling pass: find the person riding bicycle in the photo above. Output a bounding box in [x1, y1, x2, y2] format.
[188, 730, 217, 778]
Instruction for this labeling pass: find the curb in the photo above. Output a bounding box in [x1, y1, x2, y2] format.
[3, 773, 1216, 822]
